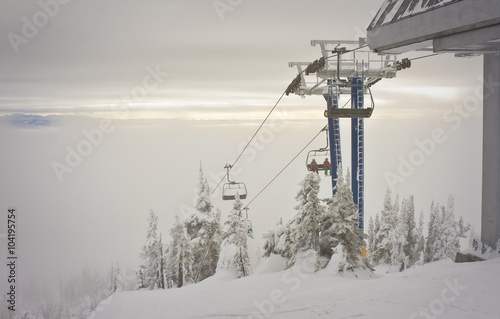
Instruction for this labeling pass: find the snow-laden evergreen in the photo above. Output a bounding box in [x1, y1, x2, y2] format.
[415, 210, 425, 266]
[402, 195, 419, 266]
[139, 209, 163, 289]
[108, 262, 124, 294]
[320, 169, 369, 272]
[287, 172, 324, 267]
[372, 189, 397, 265]
[185, 163, 222, 282]
[216, 195, 251, 278]
[390, 199, 408, 272]
[366, 216, 375, 262]
[433, 195, 459, 260]
[262, 218, 290, 258]
[425, 200, 440, 262]
[166, 215, 194, 288]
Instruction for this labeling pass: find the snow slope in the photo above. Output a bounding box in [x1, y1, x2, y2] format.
[91, 257, 500, 319]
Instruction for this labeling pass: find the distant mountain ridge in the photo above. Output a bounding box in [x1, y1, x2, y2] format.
[2, 113, 59, 127]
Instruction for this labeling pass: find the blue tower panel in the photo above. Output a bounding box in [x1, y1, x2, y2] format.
[350, 77, 364, 231]
[324, 93, 342, 196]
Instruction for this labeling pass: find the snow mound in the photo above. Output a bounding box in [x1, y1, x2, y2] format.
[93, 256, 500, 319]
[253, 253, 288, 275]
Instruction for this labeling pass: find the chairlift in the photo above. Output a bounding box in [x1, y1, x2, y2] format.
[324, 87, 375, 119]
[222, 164, 248, 201]
[306, 127, 330, 172]
[244, 207, 253, 239]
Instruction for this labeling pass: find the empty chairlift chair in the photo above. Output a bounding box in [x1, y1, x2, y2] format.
[222, 164, 248, 201]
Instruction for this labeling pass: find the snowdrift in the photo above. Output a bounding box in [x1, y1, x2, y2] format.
[91, 256, 500, 319]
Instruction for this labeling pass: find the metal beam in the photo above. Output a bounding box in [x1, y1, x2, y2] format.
[434, 24, 500, 53]
[481, 53, 500, 248]
[367, 0, 500, 53]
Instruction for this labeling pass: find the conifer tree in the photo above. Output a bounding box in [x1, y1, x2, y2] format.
[217, 195, 251, 278]
[185, 163, 222, 282]
[425, 201, 441, 262]
[288, 173, 324, 266]
[403, 195, 418, 266]
[139, 209, 162, 289]
[320, 168, 367, 272]
[434, 195, 459, 260]
[390, 199, 408, 271]
[166, 215, 194, 288]
[108, 262, 123, 294]
[263, 218, 290, 258]
[367, 216, 375, 262]
[415, 211, 425, 266]
[372, 189, 397, 265]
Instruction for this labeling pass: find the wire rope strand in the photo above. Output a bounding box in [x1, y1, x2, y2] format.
[243, 125, 328, 210]
[211, 90, 287, 195]
[410, 53, 439, 61]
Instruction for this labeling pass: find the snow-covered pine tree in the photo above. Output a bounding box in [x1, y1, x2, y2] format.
[457, 216, 470, 238]
[139, 209, 162, 289]
[367, 215, 375, 262]
[217, 195, 251, 278]
[425, 201, 441, 263]
[262, 218, 289, 258]
[135, 269, 146, 289]
[402, 195, 419, 266]
[166, 215, 194, 288]
[320, 168, 368, 272]
[415, 210, 425, 266]
[372, 189, 397, 265]
[390, 198, 408, 272]
[185, 163, 222, 282]
[108, 262, 123, 294]
[373, 213, 381, 255]
[287, 172, 324, 267]
[434, 195, 459, 260]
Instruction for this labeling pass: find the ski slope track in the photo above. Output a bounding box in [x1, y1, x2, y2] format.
[91, 257, 500, 319]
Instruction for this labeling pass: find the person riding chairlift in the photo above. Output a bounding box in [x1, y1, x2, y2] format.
[310, 159, 319, 174]
[323, 158, 331, 176]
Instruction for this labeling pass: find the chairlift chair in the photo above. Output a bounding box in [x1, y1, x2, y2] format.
[306, 149, 330, 171]
[222, 182, 248, 201]
[306, 126, 330, 172]
[244, 207, 253, 239]
[222, 164, 248, 201]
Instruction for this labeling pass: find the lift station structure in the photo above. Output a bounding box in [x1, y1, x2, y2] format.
[287, 40, 409, 231]
[367, 0, 500, 248]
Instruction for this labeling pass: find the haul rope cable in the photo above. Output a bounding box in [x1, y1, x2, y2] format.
[211, 43, 372, 196]
[242, 124, 328, 210]
[211, 90, 287, 195]
[236, 48, 439, 207]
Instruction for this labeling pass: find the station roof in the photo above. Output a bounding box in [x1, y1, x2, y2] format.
[367, 0, 500, 54]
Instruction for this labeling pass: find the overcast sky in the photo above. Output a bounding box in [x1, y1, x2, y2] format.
[0, 0, 485, 307]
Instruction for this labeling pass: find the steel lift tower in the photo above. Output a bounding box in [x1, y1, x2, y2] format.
[287, 39, 409, 231]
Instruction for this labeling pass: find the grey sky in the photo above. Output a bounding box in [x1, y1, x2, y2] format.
[1, 0, 391, 117]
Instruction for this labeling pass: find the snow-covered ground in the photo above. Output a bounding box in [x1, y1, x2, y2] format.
[91, 255, 500, 319]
